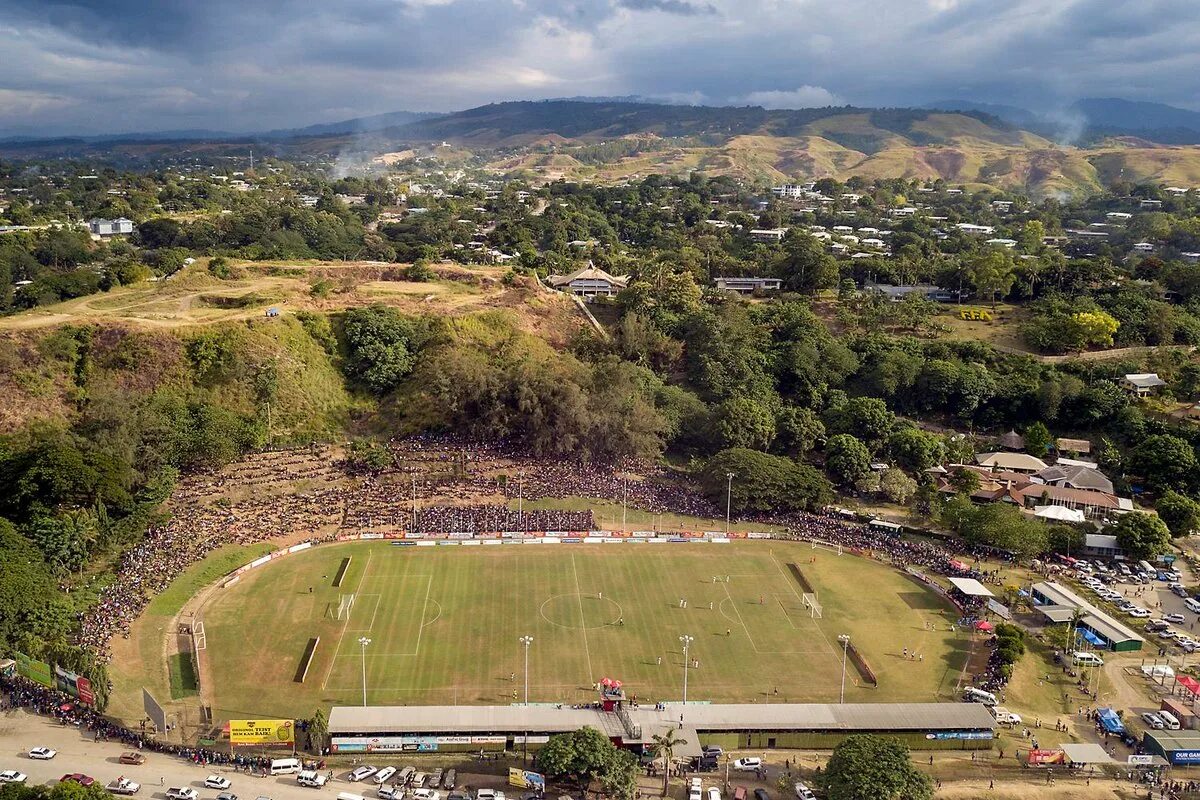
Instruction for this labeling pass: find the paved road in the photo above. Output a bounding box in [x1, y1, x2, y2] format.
[0, 711, 507, 800]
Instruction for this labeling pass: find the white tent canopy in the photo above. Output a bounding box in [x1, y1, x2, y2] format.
[1034, 505, 1086, 523]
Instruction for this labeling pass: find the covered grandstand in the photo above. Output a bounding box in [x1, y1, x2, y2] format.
[1029, 581, 1143, 652]
[328, 702, 997, 753]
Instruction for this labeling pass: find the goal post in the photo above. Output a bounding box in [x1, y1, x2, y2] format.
[802, 592, 823, 619]
[336, 593, 356, 621]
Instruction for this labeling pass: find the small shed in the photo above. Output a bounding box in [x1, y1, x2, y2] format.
[998, 430, 1025, 451]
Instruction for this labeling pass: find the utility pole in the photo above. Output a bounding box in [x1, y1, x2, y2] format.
[358, 637, 372, 706]
[725, 473, 735, 534]
[518, 473, 524, 530]
[520, 635, 533, 764]
[411, 473, 418, 532]
[838, 634, 851, 704]
[679, 634, 694, 715]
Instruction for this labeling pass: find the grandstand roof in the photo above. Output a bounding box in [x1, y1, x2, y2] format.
[329, 702, 996, 740]
[947, 577, 995, 598]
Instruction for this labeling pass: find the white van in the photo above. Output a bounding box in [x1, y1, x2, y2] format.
[962, 687, 997, 705]
[1159, 710, 1182, 730]
[1073, 652, 1105, 667]
[339, 793, 368, 800]
[270, 759, 302, 776]
[1185, 598, 1200, 614]
[1139, 560, 1155, 575]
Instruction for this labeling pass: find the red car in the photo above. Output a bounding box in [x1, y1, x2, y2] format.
[60, 774, 96, 787]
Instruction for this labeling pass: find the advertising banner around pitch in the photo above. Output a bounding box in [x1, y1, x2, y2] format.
[508, 769, 545, 790]
[15, 653, 53, 688]
[230, 719, 295, 745]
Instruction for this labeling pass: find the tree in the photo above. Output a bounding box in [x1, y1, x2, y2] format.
[822, 734, 932, 800]
[1023, 421, 1052, 458]
[1156, 491, 1200, 537]
[826, 397, 895, 449]
[699, 449, 832, 514]
[880, 468, 918, 505]
[946, 467, 980, 496]
[775, 406, 825, 455]
[1129, 434, 1197, 493]
[308, 708, 329, 754]
[965, 250, 1015, 309]
[710, 396, 777, 451]
[537, 727, 631, 796]
[1071, 310, 1120, 348]
[342, 305, 420, 393]
[886, 427, 944, 473]
[648, 729, 688, 796]
[1109, 513, 1171, 561]
[775, 232, 838, 294]
[825, 434, 871, 487]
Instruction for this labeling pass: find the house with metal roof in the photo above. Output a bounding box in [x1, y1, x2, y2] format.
[1030, 581, 1143, 652]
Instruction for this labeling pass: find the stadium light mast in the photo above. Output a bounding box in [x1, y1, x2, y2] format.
[518, 472, 524, 530]
[411, 473, 418, 533]
[679, 634, 694, 714]
[519, 635, 534, 765]
[358, 636, 372, 706]
[622, 474, 628, 532]
[725, 473, 735, 534]
[837, 634, 851, 704]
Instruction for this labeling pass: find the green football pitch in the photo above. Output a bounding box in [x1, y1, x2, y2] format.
[199, 541, 971, 721]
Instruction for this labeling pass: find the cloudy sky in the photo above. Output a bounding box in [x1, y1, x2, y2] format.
[2, 0, 1199, 135]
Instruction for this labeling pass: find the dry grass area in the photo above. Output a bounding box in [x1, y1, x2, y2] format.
[0, 260, 586, 344]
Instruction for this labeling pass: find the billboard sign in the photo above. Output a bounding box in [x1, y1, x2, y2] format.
[508, 769, 546, 790]
[230, 719, 295, 745]
[76, 676, 95, 706]
[55, 665, 80, 697]
[16, 653, 53, 688]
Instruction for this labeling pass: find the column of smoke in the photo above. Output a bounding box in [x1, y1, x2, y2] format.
[1043, 109, 1088, 146]
[330, 130, 386, 179]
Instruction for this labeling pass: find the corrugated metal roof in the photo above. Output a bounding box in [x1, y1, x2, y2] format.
[329, 702, 996, 736]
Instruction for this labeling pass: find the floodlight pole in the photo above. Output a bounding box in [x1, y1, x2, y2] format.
[518, 473, 524, 530]
[679, 634, 694, 716]
[838, 635, 851, 704]
[622, 475, 628, 533]
[520, 635, 534, 764]
[411, 473, 418, 533]
[725, 473, 735, 534]
[358, 636, 372, 706]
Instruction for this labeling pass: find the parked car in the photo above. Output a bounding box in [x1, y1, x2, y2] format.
[28, 748, 56, 760]
[375, 768, 397, 785]
[1142, 712, 1166, 730]
[107, 777, 141, 795]
[298, 771, 328, 789]
[167, 789, 198, 800]
[707, 788, 721, 800]
[753, 790, 770, 800]
[398, 768, 415, 786]
[377, 786, 401, 800]
[119, 753, 146, 766]
[60, 775, 96, 787]
[205, 776, 233, 790]
[429, 771, 443, 789]
[442, 770, 456, 790]
[350, 767, 379, 783]
[701, 745, 723, 757]
[413, 790, 440, 800]
[793, 784, 816, 800]
[1166, 613, 1186, 624]
[0, 771, 28, 784]
[413, 773, 429, 788]
[217, 792, 238, 800]
[476, 791, 504, 800]
[1129, 607, 1151, 618]
[732, 758, 762, 772]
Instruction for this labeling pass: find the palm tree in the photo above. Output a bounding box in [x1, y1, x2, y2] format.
[649, 729, 688, 797]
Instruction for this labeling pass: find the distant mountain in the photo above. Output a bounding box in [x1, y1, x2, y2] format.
[268, 109, 442, 138]
[1072, 98, 1200, 132]
[921, 99, 1043, 130]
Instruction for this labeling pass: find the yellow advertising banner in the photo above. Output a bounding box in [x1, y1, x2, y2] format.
[229, 719, 295, 745]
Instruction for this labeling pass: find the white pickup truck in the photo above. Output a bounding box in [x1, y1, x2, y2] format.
[107, 778, 141, 795]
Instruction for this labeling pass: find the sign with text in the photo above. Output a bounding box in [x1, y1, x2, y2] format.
[229, 719, 295, 745]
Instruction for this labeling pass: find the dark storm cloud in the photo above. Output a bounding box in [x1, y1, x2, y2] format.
[0, 0, 1197, 136]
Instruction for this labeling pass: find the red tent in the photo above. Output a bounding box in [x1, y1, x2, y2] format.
[1180, 675, 1200, 697]
[974, 620, 994, 632]
[948, 559, 968, 571]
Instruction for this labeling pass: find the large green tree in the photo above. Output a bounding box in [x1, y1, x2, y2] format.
[1129, 434, 1197, 493]
[824, 434, 871, 487]
[699, 448, 832, 514]
[1109, 513, 1172, 561]
[822, 734, 932, 800]
[342, 305, 421, 393]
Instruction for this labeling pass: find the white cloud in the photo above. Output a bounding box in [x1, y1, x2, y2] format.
[740, 85, 842, 109]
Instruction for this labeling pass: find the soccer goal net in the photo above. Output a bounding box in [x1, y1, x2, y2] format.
[336, 593, 356, 621]
[802, 592, 823, 619]
[810, 539, 843, 555]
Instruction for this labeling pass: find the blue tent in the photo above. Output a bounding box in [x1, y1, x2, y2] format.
[1098, 708, 1125, 734]
[1079, 629, 1106, 647]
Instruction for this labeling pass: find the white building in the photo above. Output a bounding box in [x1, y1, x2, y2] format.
[956, 223, 995, 235]
[87, 218, 134, 238]
[547, 264, 629, 298]
[1132, 242, 1155, 253]
[713, 277, 783, 295]
[750, 228, 787, 243]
